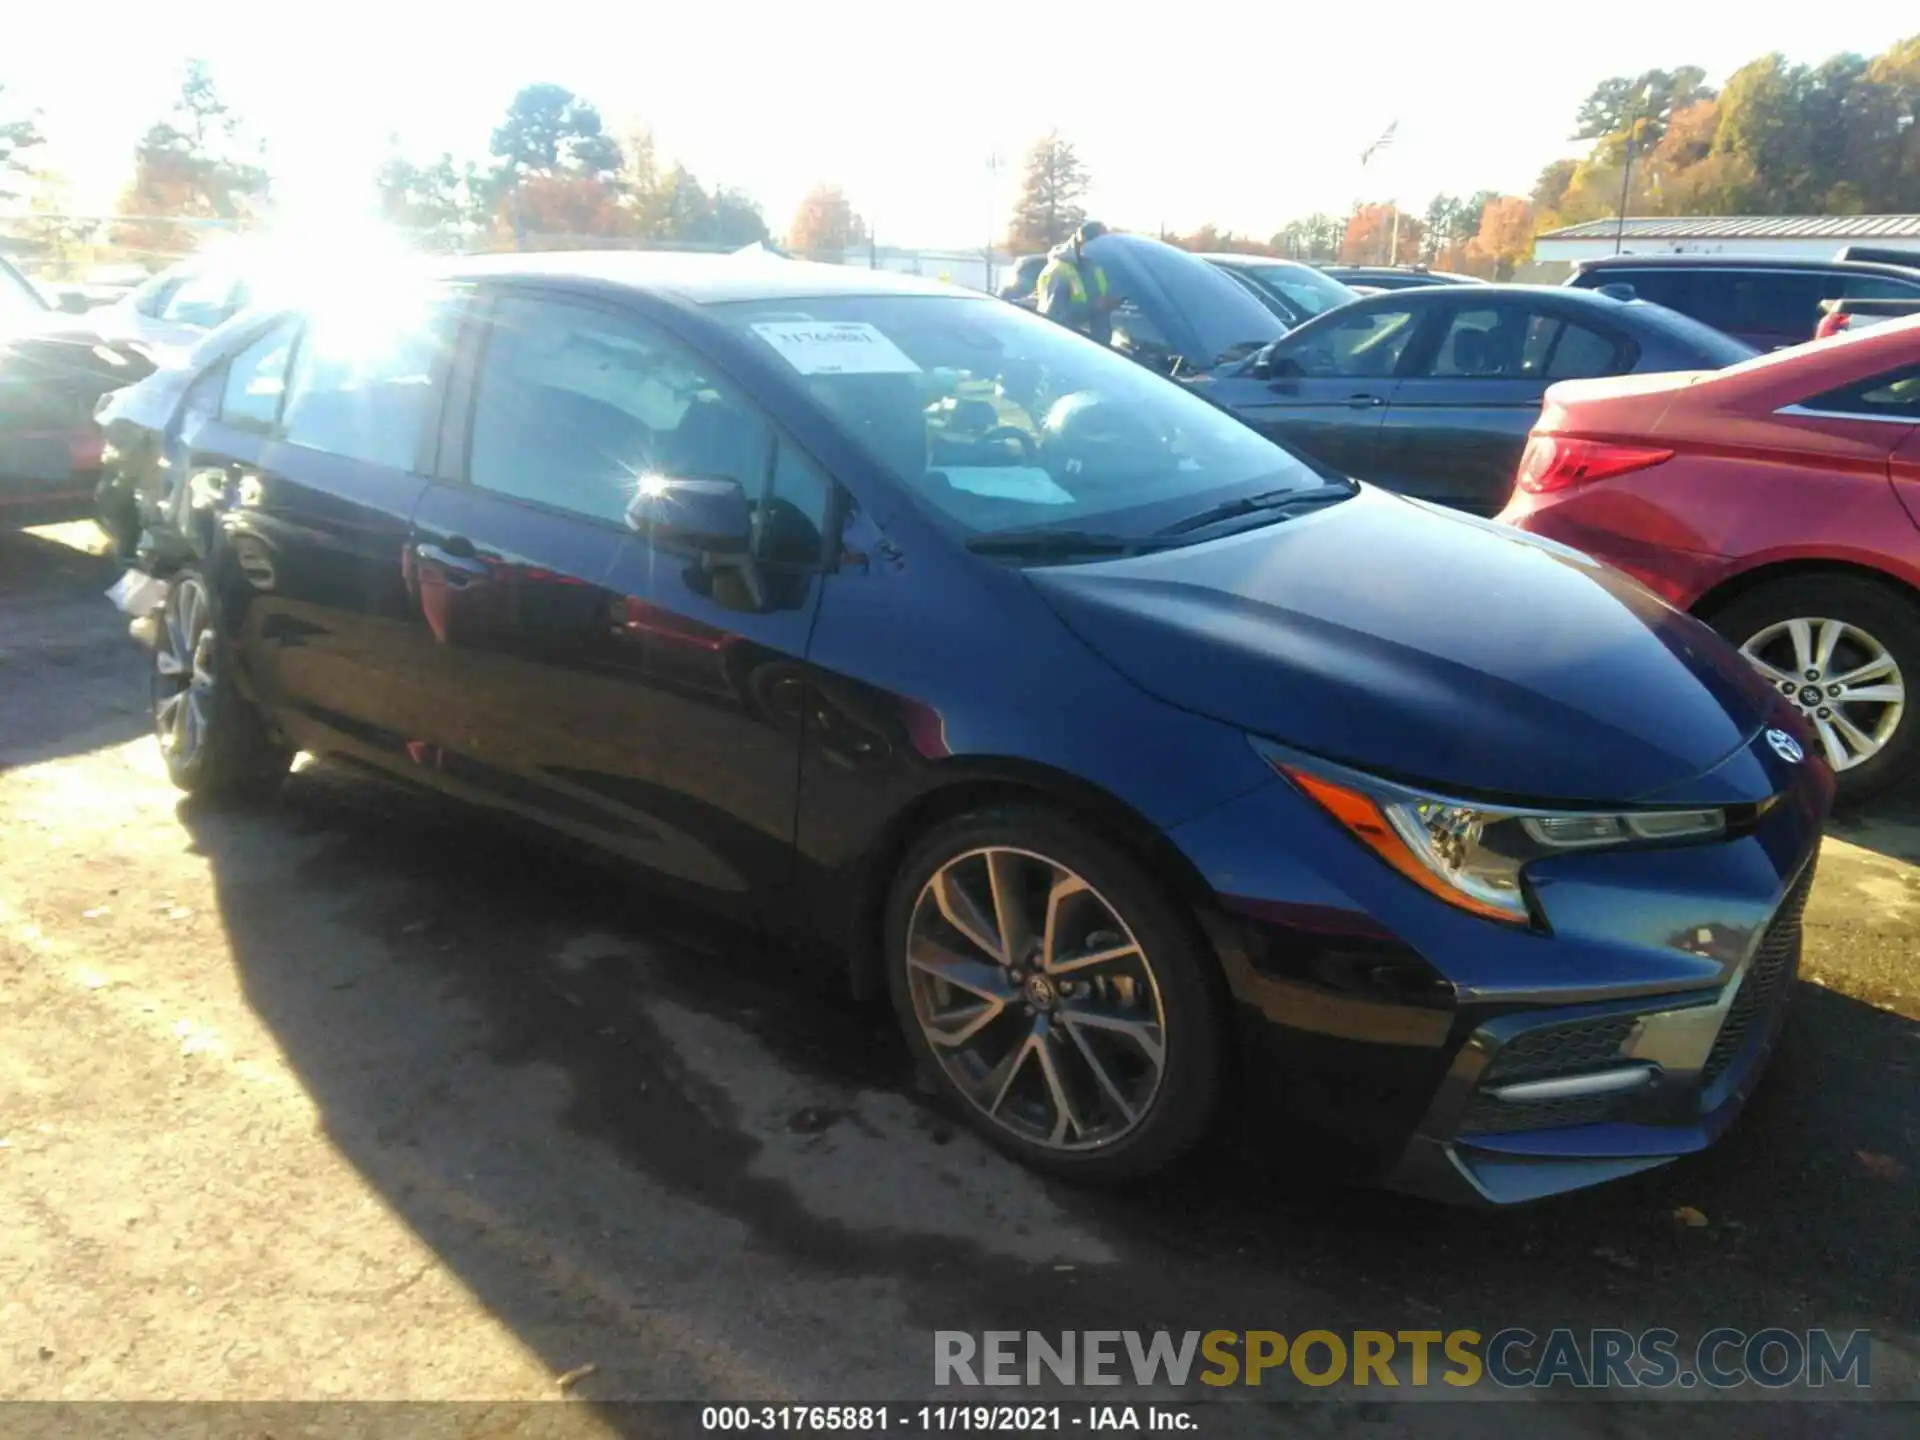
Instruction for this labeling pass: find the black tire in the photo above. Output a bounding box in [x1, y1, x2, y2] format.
[884, 804, 1225, 1183]
[150, 566, 291, 800]
[1707, 575, 1920, 807]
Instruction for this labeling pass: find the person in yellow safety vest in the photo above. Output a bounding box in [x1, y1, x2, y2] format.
[1035, 221, 1118, 345]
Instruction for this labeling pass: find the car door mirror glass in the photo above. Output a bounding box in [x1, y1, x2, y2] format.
[625, 475, 754, 557]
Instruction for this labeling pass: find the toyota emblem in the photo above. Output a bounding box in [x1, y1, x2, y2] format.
[1766, 728, 1805, 764]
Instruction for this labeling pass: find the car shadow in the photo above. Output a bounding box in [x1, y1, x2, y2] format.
[0, 527, 149, 774]
[171, 757, 1919, 1413]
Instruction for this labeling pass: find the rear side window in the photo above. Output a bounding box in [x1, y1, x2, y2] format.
[1801, 364, 1920, 421]
[1840, 274, 1920, 301]
[219, 324, 295, 430]
[1595, 268, 1836, 341]
[1543, 321, 1622, 378]
[1428, 305, 1623, 380]
[280, 297, 454, 470]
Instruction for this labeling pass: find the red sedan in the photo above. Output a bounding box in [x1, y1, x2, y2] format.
[1498, 317, 1920, 804]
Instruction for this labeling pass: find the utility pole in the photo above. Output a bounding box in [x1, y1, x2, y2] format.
[1614, 82, 1654, 256]
[1388, 204, 1400, 267]
[986, 148, 1003, 291]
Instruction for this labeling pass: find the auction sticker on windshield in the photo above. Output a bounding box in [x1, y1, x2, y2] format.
[751, 321, 921, 375]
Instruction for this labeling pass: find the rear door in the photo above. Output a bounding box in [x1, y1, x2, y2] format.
[1217, 301, 1426, 477]
[1375, 301, 1627, 514]
[213, 294, 457, 760]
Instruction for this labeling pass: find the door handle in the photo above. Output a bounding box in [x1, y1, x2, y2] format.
[1345, 393, 1386, 408]
[415, 541, 490, 586]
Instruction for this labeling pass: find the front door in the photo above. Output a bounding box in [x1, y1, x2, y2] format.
[413, 289, 829, 913]
[1216, 302, 1423, 479]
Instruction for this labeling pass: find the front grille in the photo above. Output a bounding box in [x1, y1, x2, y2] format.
[1461, 1090, 1623, 1134]
[1478, 1014, 1640, 1085]
[1700, 863, 1813, 1090]
[1459, 1014, 1640, 1133]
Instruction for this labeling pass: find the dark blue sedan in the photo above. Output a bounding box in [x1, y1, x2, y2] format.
[99, 253, 1830, 1203]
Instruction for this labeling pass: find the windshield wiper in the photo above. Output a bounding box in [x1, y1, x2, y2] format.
[965, 528, 1170, 560]
[1154, 481, 1355, 538]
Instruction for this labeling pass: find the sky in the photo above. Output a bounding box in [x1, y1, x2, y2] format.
[5, 2, 1917, 247]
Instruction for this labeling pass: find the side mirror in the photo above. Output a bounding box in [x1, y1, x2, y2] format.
[1256, 350, 1304, 380]
[625, 476, 752, 557]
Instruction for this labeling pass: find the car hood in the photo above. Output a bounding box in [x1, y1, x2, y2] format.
[1026, 488, 1779, 803]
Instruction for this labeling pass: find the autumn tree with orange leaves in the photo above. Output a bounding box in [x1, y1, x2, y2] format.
[115, 61, 270, 260]
[788, 184, 868, 258]
[1338, 204, 1425, 266]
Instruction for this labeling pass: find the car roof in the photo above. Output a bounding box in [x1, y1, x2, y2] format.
[437, 249, 963, 304]
[1574, 253, 1920, 278]
[1341, 282, 1619, 308]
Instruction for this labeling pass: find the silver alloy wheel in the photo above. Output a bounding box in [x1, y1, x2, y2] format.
[1740, 617, 1906, 773]
[904, 846, 1166, 1151]
[154, 576, 216, 766]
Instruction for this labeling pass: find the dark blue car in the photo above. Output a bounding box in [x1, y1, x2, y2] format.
[99, 253, 1831, 1203]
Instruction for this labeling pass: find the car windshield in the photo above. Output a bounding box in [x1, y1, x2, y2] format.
[1233, 263, 1357, 318]
[712, 293, 1332, 545]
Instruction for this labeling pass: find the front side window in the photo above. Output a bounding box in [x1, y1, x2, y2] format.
[1275, 305, 1418, 378]
[1840, 275, 1920, 301]
[1801, 364, 1920, 421]
[469, 295, 777, 529]
[219, 323, 295, 430]
[713, 293, 1331, 545]
[280, 295, 454, 470]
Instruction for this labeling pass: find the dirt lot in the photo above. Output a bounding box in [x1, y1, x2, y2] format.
[1, 526, 1915, 1435]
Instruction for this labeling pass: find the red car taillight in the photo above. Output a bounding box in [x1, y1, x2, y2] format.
[1516, 435, 1675, 495]
[1814, 311, 1851, 341]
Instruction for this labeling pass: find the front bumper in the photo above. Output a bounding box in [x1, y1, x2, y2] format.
[1166, 727, 1831, 1204]
[1382, 855, 1813, 1205]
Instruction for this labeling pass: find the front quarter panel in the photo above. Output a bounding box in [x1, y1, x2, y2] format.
[794, 505, 1273, 948]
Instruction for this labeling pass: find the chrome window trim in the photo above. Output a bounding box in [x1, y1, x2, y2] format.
[1775, 402, 1919, 427]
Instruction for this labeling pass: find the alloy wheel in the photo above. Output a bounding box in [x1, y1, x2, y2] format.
[903, 846, 1167, 1151]
[1740, 617, 1905, 773]
[154, 576, 216, 766]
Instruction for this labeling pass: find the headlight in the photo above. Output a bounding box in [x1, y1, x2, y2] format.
[1260, 747, 1725, 925]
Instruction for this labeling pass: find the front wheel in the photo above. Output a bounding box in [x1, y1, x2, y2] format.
[1710, 575, 1918, 806]
[151, 568, 291, 799]
[885, 807, 1225, 1182]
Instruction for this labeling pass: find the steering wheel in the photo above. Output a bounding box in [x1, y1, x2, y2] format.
[981, 426, 1039, 463]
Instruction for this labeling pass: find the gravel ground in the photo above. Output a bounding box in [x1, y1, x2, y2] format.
[1, 525, 1914, 1438]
